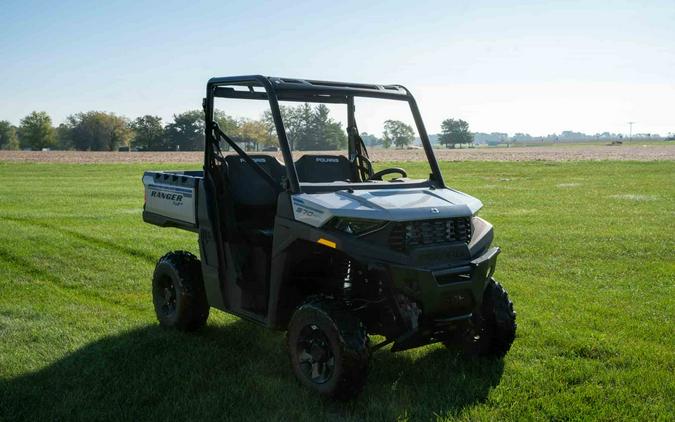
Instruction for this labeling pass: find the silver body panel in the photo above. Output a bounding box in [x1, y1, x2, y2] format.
[143, 174, 197, 225]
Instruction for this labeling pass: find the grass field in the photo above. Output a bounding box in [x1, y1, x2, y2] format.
[0, 160, 673, 421]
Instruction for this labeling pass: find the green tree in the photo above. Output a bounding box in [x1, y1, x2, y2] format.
[130, 115, 166, 151]
[213, 110, 239, 135]
[65, 111, 131, 151]
[361, 132, 382, 147]
[264, 103, 346, 151]
[265, 104, 312, 150]
[321, 120, 347, 150]
[212, 110, 240, 151]
[278, 105, 303, 150]
[291, 103, 314, 150]
[236, 118, 275, 150]
[303, 104, 346, 150]
[18, 111, 56, 150]
[55, 123, 73, 150]
[0, 120, 19, 150]
[165, 110, 204, 151]
[383, 120, 414, 149]
[438, 118, 473, 148]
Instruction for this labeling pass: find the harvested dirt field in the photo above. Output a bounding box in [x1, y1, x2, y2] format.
[1, 144, 673, 163]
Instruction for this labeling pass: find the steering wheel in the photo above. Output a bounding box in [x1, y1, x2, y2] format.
[352, 153, 373, 181]
[369, 167, 408, 181]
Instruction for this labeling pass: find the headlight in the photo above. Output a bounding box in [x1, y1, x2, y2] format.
[324, 217, 388, 236]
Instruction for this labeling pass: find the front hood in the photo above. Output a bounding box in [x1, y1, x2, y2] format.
[291, 187, 483, 227]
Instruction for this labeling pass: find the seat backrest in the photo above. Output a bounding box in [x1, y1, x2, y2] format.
[224, 154, 285, 207]
[294, 155, 353, 183]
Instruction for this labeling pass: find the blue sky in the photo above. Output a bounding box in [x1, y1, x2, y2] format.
[1, 0, 673, 135]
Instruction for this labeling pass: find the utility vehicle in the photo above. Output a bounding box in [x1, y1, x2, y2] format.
[142, 75, 516, 400]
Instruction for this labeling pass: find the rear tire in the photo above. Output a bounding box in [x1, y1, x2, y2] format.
[447, 277, 516, 358]
[152, 251, 209, 331]
[287, 298, 369, 400]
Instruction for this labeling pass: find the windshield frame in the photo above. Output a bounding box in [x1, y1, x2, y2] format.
[205, 75, 445, 194]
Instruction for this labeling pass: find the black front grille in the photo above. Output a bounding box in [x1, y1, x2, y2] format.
[389, 217, 472, 251]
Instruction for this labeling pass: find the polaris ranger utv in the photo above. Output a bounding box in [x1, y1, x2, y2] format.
[142, 75, 516, 400]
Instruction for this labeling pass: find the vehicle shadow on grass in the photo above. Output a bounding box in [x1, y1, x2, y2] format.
[0, 320, 504, 421]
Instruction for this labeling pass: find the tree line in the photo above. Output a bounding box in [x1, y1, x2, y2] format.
[0, 108, 474, 151]
[0, 110, 252, 152]
[0, 106, 347, 152]
[361, 118, 474, 149]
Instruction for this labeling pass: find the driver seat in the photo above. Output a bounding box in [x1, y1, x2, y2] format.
[294, 155, 354, 183]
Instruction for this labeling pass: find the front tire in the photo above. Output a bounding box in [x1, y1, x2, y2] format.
[152, 251, 209, 331]
[287, 298, 369, 400]
[448, 277, 516, 358]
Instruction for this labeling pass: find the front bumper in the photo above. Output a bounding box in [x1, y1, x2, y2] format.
[387, 246, 500, 319]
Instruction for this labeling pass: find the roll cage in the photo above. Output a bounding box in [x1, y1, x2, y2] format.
[203, 75, 446, 193]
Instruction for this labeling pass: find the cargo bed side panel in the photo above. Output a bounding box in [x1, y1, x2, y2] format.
[143, 171, 201, 230]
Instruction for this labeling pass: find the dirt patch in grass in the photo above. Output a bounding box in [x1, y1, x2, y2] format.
[1, 144, 674, 163]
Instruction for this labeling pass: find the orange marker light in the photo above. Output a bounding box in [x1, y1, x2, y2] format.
[317, 238, 336, 249]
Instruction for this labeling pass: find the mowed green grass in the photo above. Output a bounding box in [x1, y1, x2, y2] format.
[0, 160, 673, 421]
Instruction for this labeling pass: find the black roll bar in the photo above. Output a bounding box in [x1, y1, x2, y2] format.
[205, 75, 300, 193]
[204, 75, 446, 193]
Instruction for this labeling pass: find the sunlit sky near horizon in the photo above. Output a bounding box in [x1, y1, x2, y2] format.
[1, 0, 673, 136]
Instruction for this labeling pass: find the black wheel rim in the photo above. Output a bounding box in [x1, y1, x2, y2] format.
[296, 324, 335, 384]
[154, 275, 177, 317]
